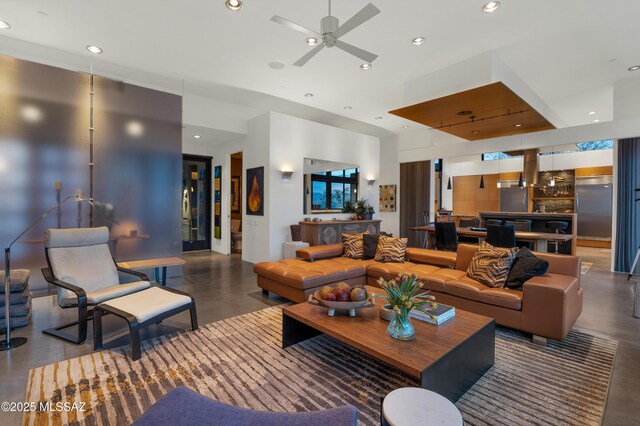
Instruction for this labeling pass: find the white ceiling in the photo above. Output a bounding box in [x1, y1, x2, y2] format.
[1, 0, 639, 135]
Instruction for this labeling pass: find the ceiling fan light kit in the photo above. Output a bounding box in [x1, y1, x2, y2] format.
[271, 1, 380, 67]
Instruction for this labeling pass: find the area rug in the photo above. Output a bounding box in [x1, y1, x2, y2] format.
[24, 307, 617, 426]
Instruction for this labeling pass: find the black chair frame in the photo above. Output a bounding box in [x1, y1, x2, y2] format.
[93, 287, 197, 361]
[41, 248, 149, 344]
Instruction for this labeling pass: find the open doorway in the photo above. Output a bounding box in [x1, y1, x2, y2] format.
[182, 155, 212, 252]
[230, 152, 243, 254]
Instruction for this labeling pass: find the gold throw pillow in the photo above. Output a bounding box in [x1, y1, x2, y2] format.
[467, 241, 517, 288]
[374, 235, 408, 263]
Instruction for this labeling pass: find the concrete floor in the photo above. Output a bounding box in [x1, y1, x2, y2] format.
[1, 248, 639, 425]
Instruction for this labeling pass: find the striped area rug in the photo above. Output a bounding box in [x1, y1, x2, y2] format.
[24, 306, 617, 426]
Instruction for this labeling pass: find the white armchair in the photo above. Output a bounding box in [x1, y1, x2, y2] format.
[42, 227, 150, 343]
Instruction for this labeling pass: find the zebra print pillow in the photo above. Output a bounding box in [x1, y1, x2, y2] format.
[341, 232, 368, 259]
[374, 235, 408, 263]
[466, 241, 517, 288]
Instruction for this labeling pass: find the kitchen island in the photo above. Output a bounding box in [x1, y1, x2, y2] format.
[479, 212, 577, 254]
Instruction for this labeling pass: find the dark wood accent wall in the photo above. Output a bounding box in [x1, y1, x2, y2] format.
[400, 161, 431, 247]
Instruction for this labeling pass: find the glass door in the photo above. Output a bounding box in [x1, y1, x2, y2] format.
[182, 155, 212, 252]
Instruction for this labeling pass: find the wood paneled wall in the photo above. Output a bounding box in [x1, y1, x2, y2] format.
[400, 161, 431, 247]
[453, 174, 500, 216]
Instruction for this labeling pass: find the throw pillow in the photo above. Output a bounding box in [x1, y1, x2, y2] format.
[362, 232, 392, 260]
[374, 235, 408, 263]
[505, 247, 549, 290]
[466, 241, 517, 288]
[341, 232, 368, 259]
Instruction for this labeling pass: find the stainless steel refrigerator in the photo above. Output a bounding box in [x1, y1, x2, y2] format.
[500, 187, 528, 212]
[575, 176, 613, 240]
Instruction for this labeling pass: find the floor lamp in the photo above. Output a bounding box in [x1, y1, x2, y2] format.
[1, 189, 85, 351]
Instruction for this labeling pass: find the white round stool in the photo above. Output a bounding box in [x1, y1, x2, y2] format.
[382, 387, 463, 426]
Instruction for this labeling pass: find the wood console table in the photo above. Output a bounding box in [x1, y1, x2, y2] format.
[299, 220, 381, 246]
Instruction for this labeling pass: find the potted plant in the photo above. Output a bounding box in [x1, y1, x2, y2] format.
[375, 273, 438, 341]
[364, 205, 375, 220]
[355, 198, 367, 220]
[343, 200, 355, 214]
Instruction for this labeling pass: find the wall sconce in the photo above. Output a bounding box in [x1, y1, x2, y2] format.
[367, 178, 376, 186]
[281, 169, 293, 181]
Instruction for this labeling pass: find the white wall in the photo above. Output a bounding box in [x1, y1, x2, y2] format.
[378, 136, 400, 236]
[268, 112, 380, 261]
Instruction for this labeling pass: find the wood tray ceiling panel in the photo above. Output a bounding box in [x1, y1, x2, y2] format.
[389, 82, 556, 141]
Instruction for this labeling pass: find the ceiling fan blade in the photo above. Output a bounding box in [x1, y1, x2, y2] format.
[332, 3, 380, 39]
[335, 40, 377, 63]
[293, 44, 325, 67]
[271, 15, 321, 38]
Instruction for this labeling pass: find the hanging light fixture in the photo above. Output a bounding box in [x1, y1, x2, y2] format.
[446, 128, 452, 190]
[549, 148, 556, 187]
[479, 134, 485, 189]
[497, 154, 502, 188]
[518, 116, 525, 188]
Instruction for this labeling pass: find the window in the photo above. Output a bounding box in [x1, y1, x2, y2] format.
[483, 140, 614, 160]
[311, 168, 359, 212]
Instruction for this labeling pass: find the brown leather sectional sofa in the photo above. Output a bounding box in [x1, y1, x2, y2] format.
[254, 243, 583, 341]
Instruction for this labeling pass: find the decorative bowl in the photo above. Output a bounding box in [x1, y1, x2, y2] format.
[379, 304, 394, 321]
[309, 288, 374, 317]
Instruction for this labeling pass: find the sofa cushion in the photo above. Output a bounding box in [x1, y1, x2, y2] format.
[444, 276, 487, 301]
[405, 248, 457, 268]
[295, 244, 344, 261]
[366, 262, 441, 288]
[363, 232, 392, 260]
[466, 241, 516, 288]
[254, 258, 369, 290]
[506, 247, 549, 290]
[422, 269, 467, 292]
[477, 287, 523, 310]
[375, 236, 408, 263]
[342, 232, 367, 259]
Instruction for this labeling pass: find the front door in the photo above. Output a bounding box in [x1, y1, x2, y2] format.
[182, 155, 212, 252]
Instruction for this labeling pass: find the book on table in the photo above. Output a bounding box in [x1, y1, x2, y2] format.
[410, 303, 456, 325]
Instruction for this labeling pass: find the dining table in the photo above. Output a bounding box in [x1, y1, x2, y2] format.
[410, 225, 575, 254]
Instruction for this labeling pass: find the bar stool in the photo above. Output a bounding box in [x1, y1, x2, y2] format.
[546, 221, 569, 253]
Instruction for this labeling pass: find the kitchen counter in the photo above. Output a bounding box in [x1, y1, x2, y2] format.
[480, 212, 577, 254]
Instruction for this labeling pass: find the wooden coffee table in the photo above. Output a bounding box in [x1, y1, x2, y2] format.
[282, 286, 495, 402]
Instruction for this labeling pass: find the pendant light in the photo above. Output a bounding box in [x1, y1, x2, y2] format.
[517, 122, 525, 188]
[446, 127, 452, 190]
[497, 154, 502, 188]
[549, 148, 556, 187]
[479, 138, 485, 189]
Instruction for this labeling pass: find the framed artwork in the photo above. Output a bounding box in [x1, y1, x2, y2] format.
[214, 166, 222, 239]
[379, 184, 396, 212]
[246, 166, 264, 216]
[231, 176, 241, 213]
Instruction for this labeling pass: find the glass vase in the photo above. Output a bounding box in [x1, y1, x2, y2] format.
[387, 309, 415, 341]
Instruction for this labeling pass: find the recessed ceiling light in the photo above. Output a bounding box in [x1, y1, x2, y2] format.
[344, 106, 352, 110]
[411, 37, 425, 46]
[193, 135, 201, 139]
[0, 20, 11, 29]
[402, 125, 410, 129]
[225, 0, 243, 11]
[374, 116, 383, 120]
[472, 130, 480, 134]
[593, 119, 601, 123]
[588, 111, 597, 115]
[304, 93, 314, 97]
[457, 110, 473, 116]
[86, 45, 103, 54]
[514, 123, 523, 127]
[628, 65, 640, 71]
[268, 61, 286, 70]
[306, 37, 319, 46]
[482, 1, 501, 13]
[360, 63, 372, 70]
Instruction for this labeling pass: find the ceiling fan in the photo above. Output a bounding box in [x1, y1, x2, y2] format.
[271, 0, 380, 67]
